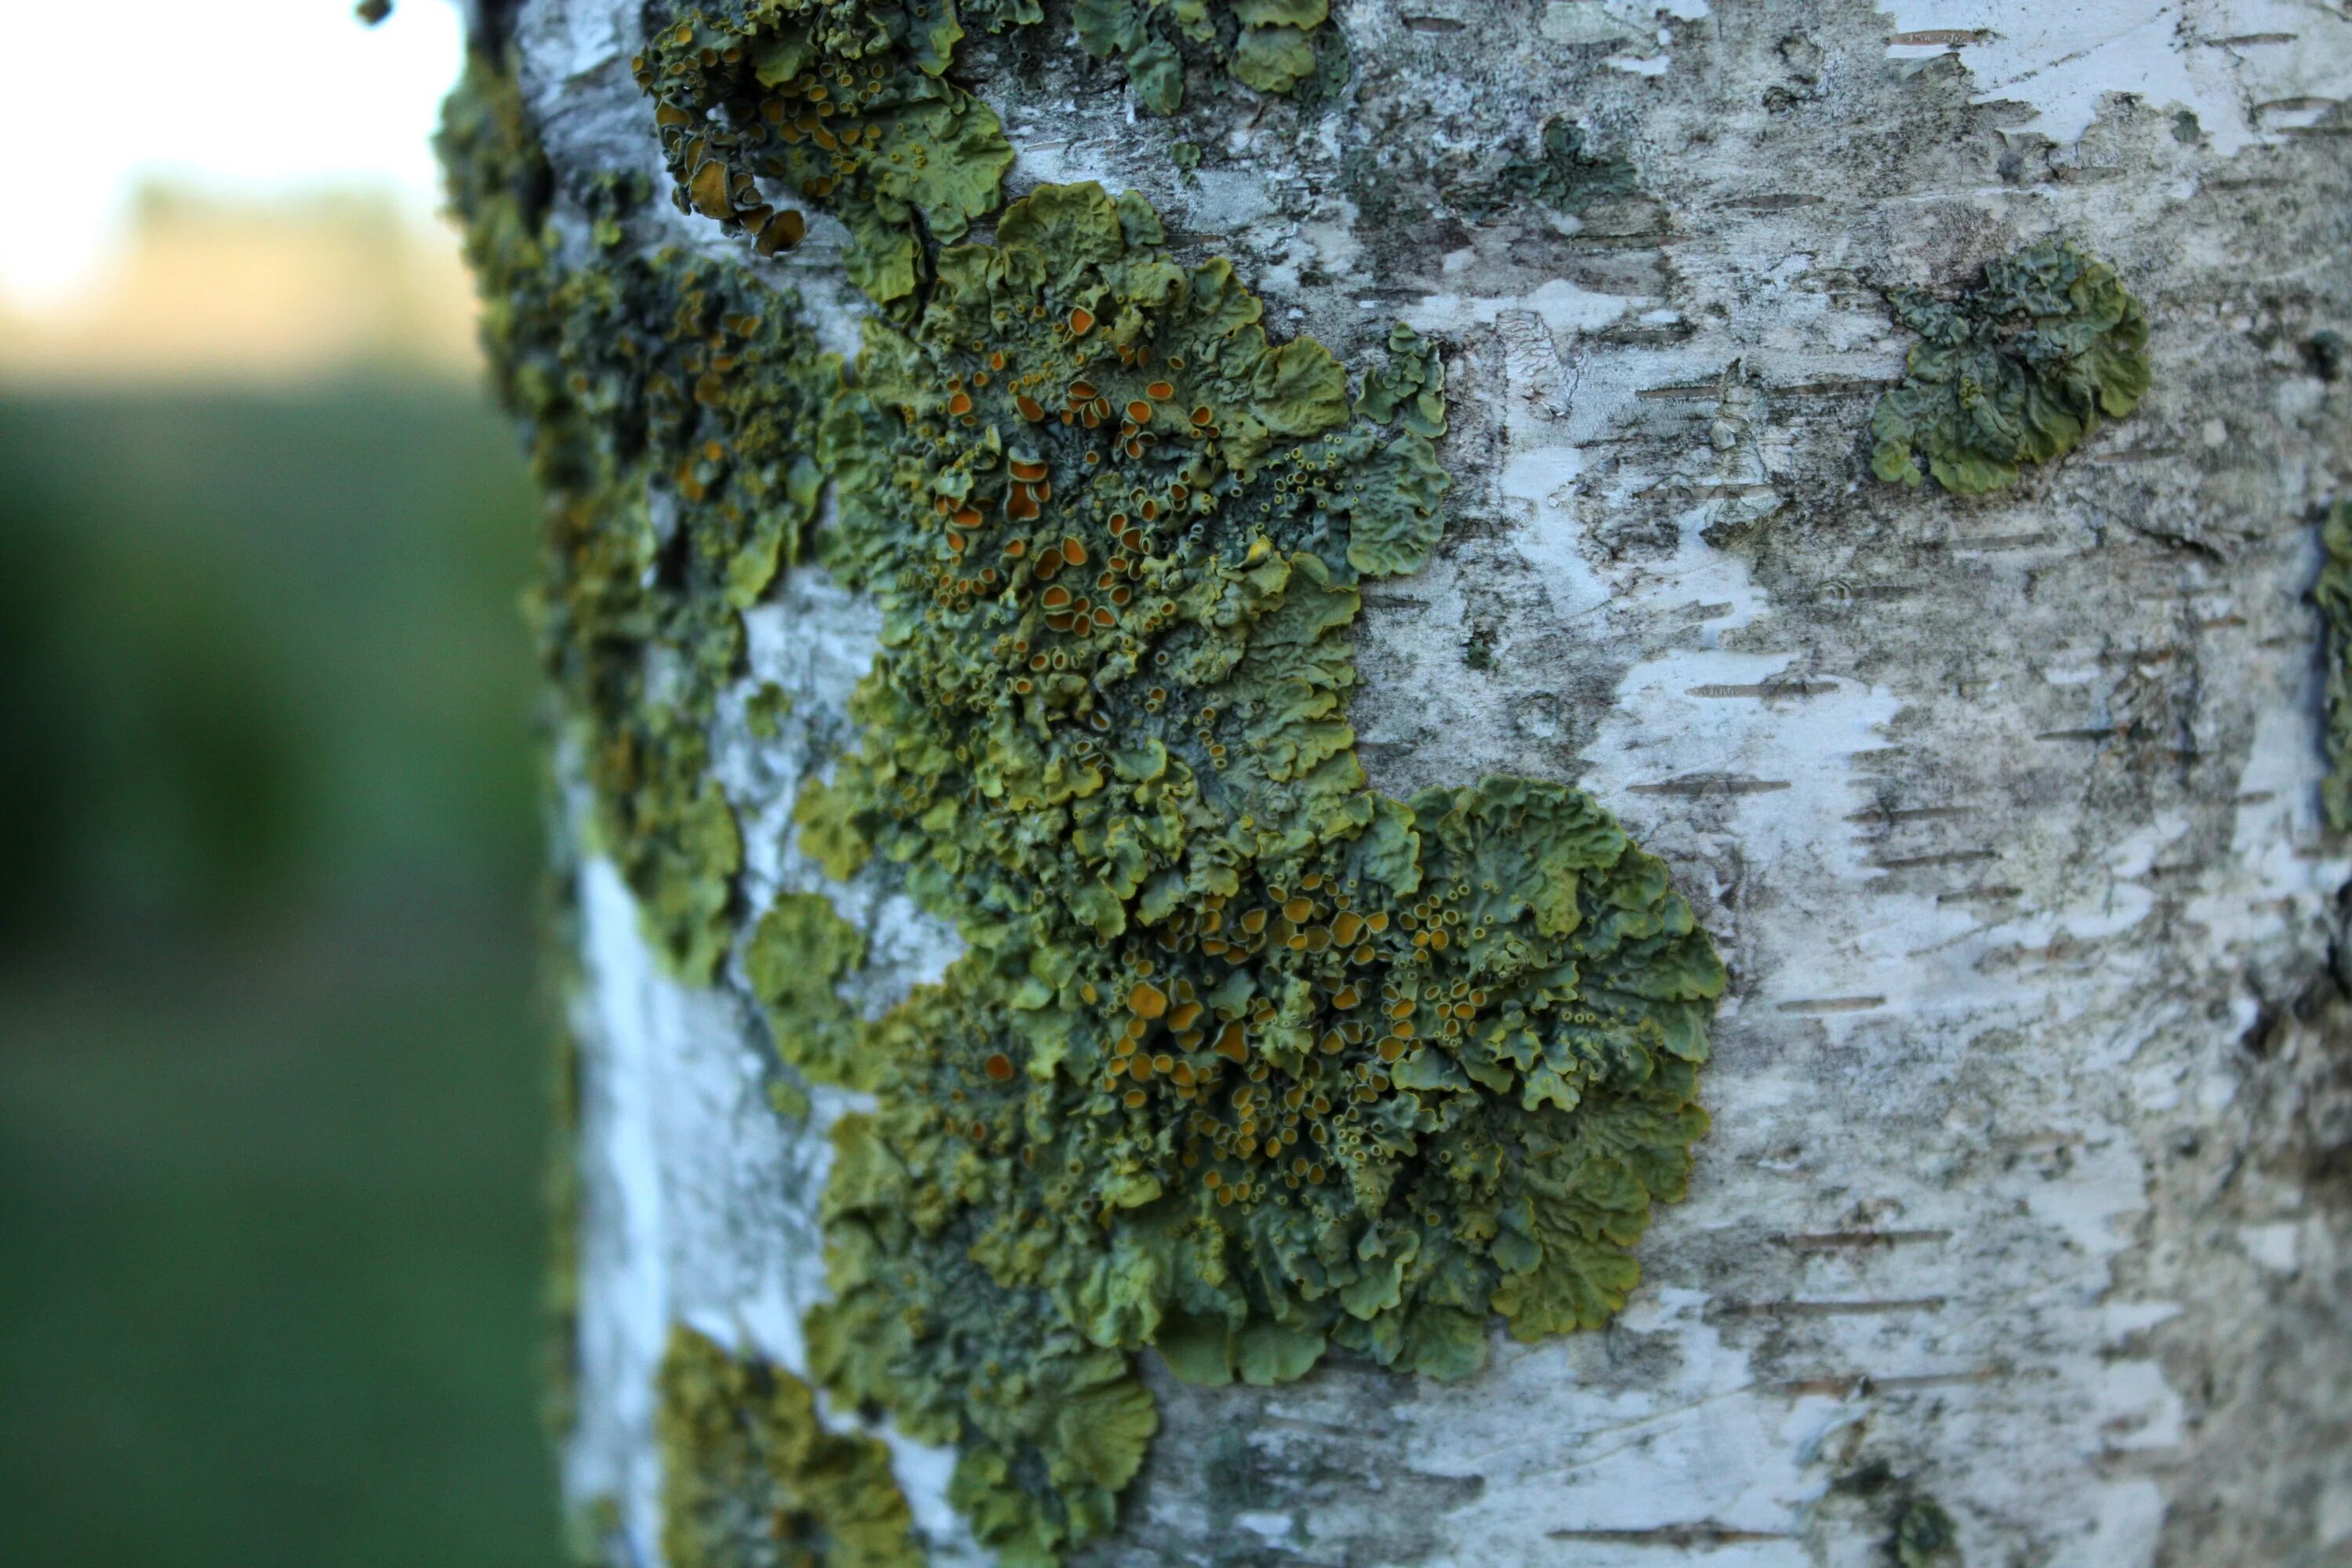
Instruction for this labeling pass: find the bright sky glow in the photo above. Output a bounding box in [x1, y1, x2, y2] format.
[0, 0, 466, 308]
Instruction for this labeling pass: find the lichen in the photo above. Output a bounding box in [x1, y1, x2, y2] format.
[441, 46, 842, 982]
[2318, 499, 2352, 832]
[1893, 1497, 1960, 1567]
[1462, 118, 1638, 218]
[795, 180, 1722, 1555]
[446, 22, 1723, 1563]
[632, 2, 1015, 310]
[746, 890, 871, 1087]
[1869, 238, 2151, 495]
[1073, 0, 1340, 113]
[658, 1325, 921, 1568]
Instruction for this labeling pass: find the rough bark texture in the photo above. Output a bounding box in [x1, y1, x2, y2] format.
[499, 2, 2352, 1563]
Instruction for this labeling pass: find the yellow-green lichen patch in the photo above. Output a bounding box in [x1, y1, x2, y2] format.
[1870, 238, 2151, 495]
[2319, 499, 2352, 832]
[1075, 0, 1340, 113]
[659, 1325, 921, 1568]
[798, 180, 1722, 1554]
[441, 48, 844, 981]
[633, 2, 1015, 310]
[747, 891, 872, 1087]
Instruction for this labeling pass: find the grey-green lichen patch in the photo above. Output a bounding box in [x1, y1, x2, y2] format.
[2318, 499, 2352, 832]
[1869, 238, 2151, 495]
[1075, 0, 1340, 113]
[1461, 118, 1638, 219]
[796, 179, 1722, 1557]
[633, 2, 1016, 310]
[658, 1324, 921, 1568]
[1893, 1496, 1961, 1567]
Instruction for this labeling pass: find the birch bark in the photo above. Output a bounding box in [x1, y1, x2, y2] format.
[492, 2, 2352, 1563]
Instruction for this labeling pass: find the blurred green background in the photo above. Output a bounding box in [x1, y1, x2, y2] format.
[0, 376, 568, 1565]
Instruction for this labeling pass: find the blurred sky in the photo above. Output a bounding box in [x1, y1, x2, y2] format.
[0, 0, 465, 309]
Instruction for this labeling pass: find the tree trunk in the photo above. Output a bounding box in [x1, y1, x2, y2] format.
[446, 2, 2352, 1564]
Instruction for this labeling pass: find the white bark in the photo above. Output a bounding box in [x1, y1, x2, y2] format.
[516, 2, 2352, 1563]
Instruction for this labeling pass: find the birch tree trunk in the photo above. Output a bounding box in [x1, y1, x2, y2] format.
[453, 2, 2352, 1563]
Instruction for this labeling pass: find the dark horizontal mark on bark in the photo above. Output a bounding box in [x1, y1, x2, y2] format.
[1774, 996, 1886, 1014]
[2036, 726, 2117, 741]
[1769, 378, 1895, 397]
[1846, 804, 1975, 823]
[1627, 774, 1792, 797]
[1400, 14, 1467, 31]
[2140, 862, 2207, 880]
[1686, 681, 1840, 699]
[2206, 32, 2298, 45]
[1635, 383, 1722, 399]
[1546, 1523, 1792, 1547]
[1775, 1228, 1954, 1250]
[1929, 531, 2056, 550]
[1771, 1367, 1999, 1396]
[1872, 848, 1997, 870]
[1888, 27, 1995, 45]
[1936, 884, 2024, 903]
[1717, 193, 1824, 210]
[2258, 96, 2343, 111]
[1720, 1296, 1948, 1317]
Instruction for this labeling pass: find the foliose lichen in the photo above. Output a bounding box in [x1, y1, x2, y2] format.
[441, 47, 842, 982]
[446, 14, 1724, 1561]
[631, 2, 1014, 311]
[2318, 499, 2352, 832]
[1869, 238, 2151, 495]
[1892, 1496, 1961, 1567]
[1461, 118, 1638, 219]
[1073, 0, 1340, 113]
[791, 179, 1722, 1557]
[658, 1325, 920, 1568]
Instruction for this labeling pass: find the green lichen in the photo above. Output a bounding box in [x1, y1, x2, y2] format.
[632, 2, 1015, 310]
[2319, 499, 2352, 832]
[794, 179, 1722, 1555]
[747, 891, 871, 1087]
[447, 23, 1723, 1562]
[1463, 118, 1638, 218]
[441, 47, 842, 982]
[1074, 0, 1338, 113]
[1870, 239, 2151, 495]
[1893, 1497, 1960, 1567]
[659, 1325, 921, 1568]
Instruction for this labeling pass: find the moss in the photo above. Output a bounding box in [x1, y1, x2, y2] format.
[2319, 499, 2352, 832]
[1073, 0, 1338, 113]
[797, 180, 1722, 1555]
[632, 2, 1015, 310]
[1870, 239, 2151, 495]
[658, 1325, 921, 1568]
